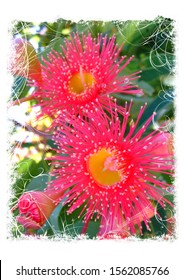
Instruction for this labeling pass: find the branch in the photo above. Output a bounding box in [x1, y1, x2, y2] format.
[9, 95, 35, 107]
[9, 119, 53, 139]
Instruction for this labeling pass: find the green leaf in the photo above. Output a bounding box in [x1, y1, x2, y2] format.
[26, 174, 50, 191]
[12, 159, 50, 201]
[37, 37, 65, 61]
[49, 203, 64, 232]
[115, 18, 170, 55]
[58, 204, 84, 237]
[37, 202, 64, 237]
[11, 76, 30, 101]
[86, 221, 100, 239]
[57, 203, 101, 238]
[137, 81, 155, 96]
[138, 90, 174, 128]
[140, 53, 175, 82]
[37, 220, 54, 237]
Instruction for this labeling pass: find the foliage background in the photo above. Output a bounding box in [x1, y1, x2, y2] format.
[9, 17, 175, 239]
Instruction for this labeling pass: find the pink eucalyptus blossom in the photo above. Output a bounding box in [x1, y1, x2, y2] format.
[47, 101, 174, 236]
[31, 33, 142, 118]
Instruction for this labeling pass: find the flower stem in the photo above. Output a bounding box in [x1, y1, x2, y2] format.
[9, 95, 35, 106]
[10, 119, 53, 139]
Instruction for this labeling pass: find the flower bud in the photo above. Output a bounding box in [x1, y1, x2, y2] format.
[152, 132, 174, 156]
[9, 38, 42, 82]
[14, 189, 63, 230]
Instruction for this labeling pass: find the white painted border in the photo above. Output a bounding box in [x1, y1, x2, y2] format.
[1, 1, 184, 279]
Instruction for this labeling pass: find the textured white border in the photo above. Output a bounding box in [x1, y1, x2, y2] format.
[1, 1, 184, 279]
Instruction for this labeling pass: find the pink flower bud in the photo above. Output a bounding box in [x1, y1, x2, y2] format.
[9, 38, 42, 83]
[152, 132, 174, 156]
[14, 189, 63, 230]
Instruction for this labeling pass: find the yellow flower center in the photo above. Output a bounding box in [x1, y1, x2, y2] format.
[87, 148, 122, 187]
[68, 68, 96, 95]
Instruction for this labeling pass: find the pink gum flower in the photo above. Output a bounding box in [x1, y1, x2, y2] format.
[13, 189, 63, 230]
[47, 101, 174, 236]
[152, 132, 174, 156]
[30, 32, 142, 118]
